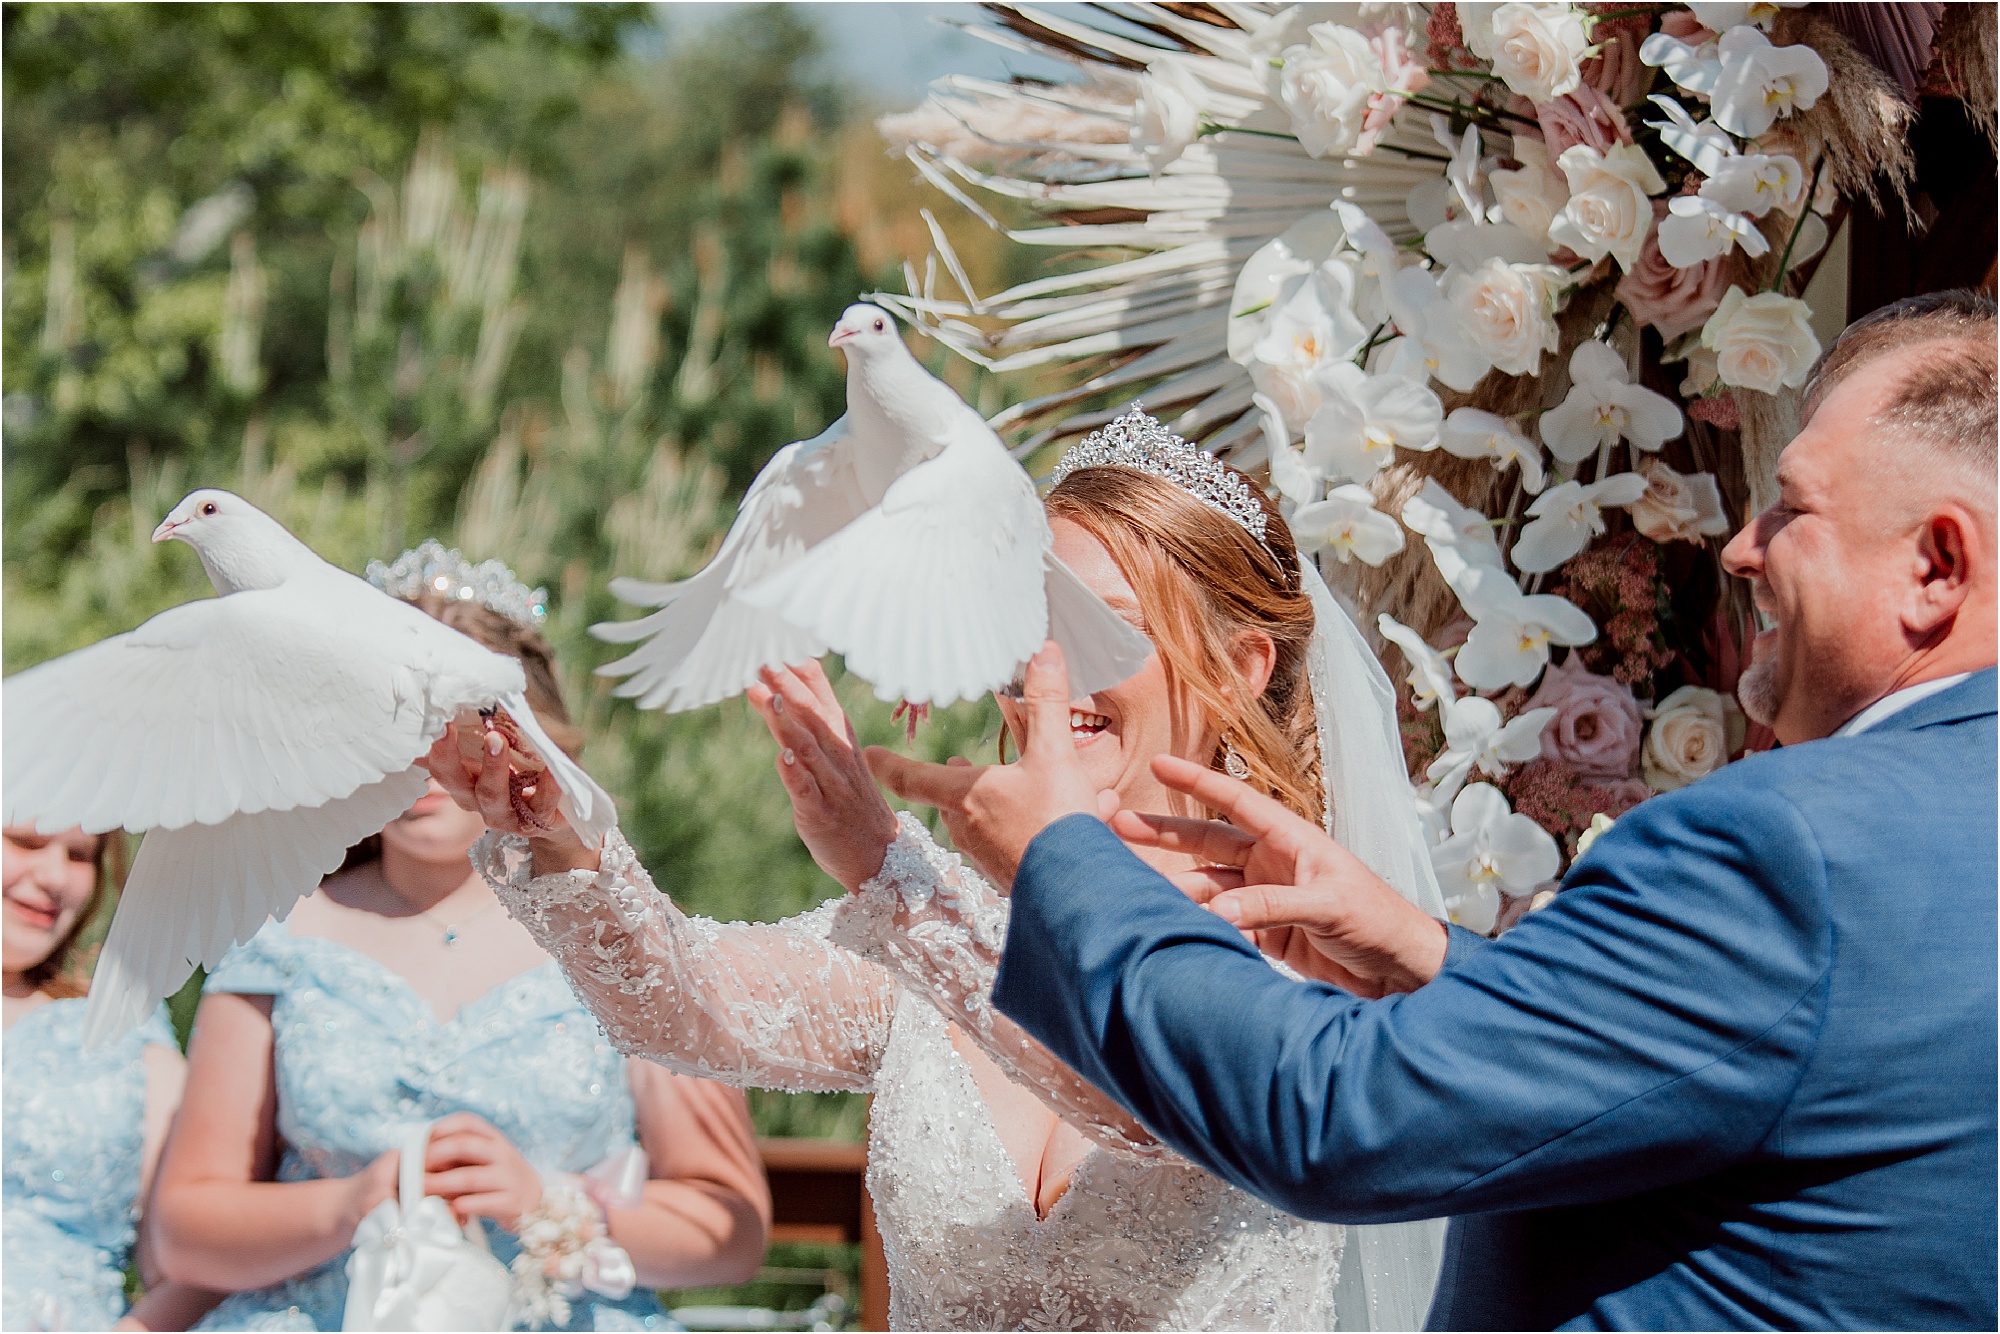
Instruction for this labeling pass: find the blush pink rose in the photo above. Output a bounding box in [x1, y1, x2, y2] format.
[1616, 199, 1733, 340]
[1522, 654, 1645, 780]
[1363, 25, 1432, 148]
[1534, 84, 1634, 157]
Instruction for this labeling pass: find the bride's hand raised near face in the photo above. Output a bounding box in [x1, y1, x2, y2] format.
[423, 715, 600, 875]
[747, 661, 901, 892]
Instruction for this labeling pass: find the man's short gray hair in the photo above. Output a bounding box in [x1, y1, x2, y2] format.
[1803, 290, 1997, 477]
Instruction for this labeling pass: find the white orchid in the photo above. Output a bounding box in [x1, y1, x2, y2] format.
[1709, 26, 1827, 138]
[1426, 697, 1558, 796]
[1701, 152, 1806, 217]
[1657, 194, 1772, 268]
[1431, 782, 1563, 933]
[1130, 62, 1206, 176]
[1452, 565, 1597, 690]
[1639, 30, 1723, 98]
[1291, 484, 1407, 566]
[1304, 362, 1443, 482]
[1689, 1, 1808, 32]
[1247, 264, 1371, 426]
[1643, 95, 1736, 177]
[1255, 394, 1322, 511]
[1440, 407, 1547, 494]
[1380, 265, 1496, 393]
[1378, 614, 1458, 712]
[1403, 478, 1506, 585]
[1510, 472, 1652, 574]
[1539, 341, 1686, 465]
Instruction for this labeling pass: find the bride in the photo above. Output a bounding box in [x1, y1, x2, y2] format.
[433, 408, 1449, 1330]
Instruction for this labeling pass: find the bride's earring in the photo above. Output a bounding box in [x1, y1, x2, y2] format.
[1222, 742, 1251, 780]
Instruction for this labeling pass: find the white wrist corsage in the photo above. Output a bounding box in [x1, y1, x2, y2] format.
[510, 1177, 637, 1329]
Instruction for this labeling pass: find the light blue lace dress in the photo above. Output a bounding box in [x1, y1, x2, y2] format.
[2, 999, 176, 1332]
[193, 919, 679, 1332]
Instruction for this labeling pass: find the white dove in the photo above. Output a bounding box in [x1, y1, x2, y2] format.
[1, 490, 614, 1044]
[593, 303, 1152, 711]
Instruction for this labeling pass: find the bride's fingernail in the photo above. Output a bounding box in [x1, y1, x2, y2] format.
[487, 733, 504, 757]
[772, 695, 785, 714]
[782, 748, 796, 765]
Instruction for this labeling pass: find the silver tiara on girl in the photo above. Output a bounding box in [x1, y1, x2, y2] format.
[1047, 406, 1268, 545]
[365, 539, 549, 629]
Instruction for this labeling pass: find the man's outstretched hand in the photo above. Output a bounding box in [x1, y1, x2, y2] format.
[866, 642, 1106, 889]
[1119, 755, 1449, 998]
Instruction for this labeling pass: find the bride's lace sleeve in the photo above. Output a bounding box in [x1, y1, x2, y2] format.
[828, 813, 1167, 1158]
[476, 829, 896, 1093]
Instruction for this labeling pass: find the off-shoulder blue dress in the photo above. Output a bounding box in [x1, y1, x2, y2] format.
[193, 919, 679, 1331]
[3, 1000, 176, 1332]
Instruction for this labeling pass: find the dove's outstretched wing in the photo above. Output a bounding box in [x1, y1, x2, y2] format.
[1041, 553, 1155, 699]
[2, 590, 491, 836]
[593, 419, 868, 713]
[738, 441, 1053, 707]
[83, 767, 430, 1045]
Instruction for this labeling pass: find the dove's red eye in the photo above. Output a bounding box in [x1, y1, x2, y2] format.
[873, 318, 885, 332]
[200, 502, 218, 516]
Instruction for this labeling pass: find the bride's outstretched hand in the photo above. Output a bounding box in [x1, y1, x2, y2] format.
[747, 660, 901, 892]
[1117, 755, 1448, 998]
[422, 716, 599, 875]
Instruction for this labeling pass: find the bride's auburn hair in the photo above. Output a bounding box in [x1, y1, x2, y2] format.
[1045, 465, 1323, 827]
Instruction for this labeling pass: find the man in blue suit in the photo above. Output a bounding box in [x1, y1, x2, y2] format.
[870, 292, 1998, 1328]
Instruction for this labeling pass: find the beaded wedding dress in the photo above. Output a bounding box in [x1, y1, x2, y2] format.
[480, 821, 1347, 1331]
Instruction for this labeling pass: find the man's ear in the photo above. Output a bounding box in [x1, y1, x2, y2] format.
[1229, 630, 1278, 699]
[1906, 504, 1980, 640]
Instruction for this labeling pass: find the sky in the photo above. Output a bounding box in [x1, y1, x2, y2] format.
[655, 2, 1071, 106]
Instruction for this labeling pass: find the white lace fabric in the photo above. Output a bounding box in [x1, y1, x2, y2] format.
[480, 824, 1344, 1330]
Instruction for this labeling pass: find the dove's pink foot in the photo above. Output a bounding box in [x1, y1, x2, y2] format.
[891, 700, 930, 743]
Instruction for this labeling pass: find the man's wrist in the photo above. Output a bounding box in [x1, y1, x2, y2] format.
[1381, 916, 1450, 994]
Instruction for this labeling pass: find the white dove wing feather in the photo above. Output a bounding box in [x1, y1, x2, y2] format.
[740, 440, 1051, 706]
[2, 590, 466, 835]
[1041, 552, 1154, 699]
[82, 766, 431, 1046]
[593, 418, 865, 713]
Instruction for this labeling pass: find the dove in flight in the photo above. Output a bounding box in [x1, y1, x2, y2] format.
[1, 490, 614, 1044]
[593, 303, 1152, 712]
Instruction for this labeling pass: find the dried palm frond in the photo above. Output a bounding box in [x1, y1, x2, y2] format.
[871, 2, 1457, 461]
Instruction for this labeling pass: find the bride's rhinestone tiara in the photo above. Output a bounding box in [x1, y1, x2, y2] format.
[366, 539, 549, 630]
[1048, 406, 1269, 544]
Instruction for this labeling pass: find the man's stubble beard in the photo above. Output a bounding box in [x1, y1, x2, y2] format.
[1738, 655, 1779, 727]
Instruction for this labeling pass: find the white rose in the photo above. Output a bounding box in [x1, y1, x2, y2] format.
[1274, 24, 1379, 159]
[1489, 138, 1570, 251]
[1444, 257, 1564, 377]
[1130, 63, 1205, 175]
[1548, 143, 1666, 270]
[1699, 286, 1820, 394]
[1642, 685, 1738, 791]
[1630, 459, 1731, 545]
[1466, 3, 1589, 102]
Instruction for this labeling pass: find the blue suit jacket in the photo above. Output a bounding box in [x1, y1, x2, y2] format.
[994, 670, 1997, 1330]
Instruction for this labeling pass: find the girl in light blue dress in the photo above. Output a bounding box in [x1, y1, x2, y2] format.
[3, 823, 217, 1332]
[146, 549, 770, 1332]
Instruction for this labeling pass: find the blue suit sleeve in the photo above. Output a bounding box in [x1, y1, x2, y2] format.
[992, 788, 1831, 1224]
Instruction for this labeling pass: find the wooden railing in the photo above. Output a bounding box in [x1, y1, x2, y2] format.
[757, 1138, 887, 1330]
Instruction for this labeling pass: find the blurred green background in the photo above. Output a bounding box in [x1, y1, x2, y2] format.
[4, 2, 1053, 1317]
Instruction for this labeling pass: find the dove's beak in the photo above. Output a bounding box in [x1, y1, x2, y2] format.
[151, 518, 183, 543]
[828, 325, 855, 348]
